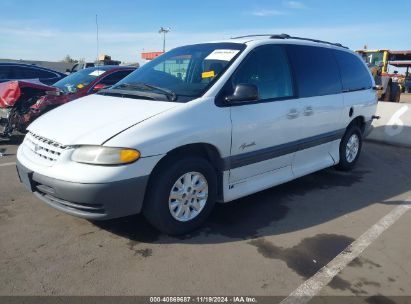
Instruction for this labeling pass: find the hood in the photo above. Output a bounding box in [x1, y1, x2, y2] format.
[27, 94, 181, 145]
[0, 80, 57, 108]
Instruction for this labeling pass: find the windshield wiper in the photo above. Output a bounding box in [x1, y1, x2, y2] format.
[98, 89, 156, 100]
[114, 82, 177, 101]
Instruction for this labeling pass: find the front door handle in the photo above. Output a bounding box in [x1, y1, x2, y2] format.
[303, 106, 314, 116]
[287, 109, 299, 119]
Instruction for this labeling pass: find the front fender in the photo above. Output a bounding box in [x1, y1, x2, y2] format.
[104, 97, 232, 160]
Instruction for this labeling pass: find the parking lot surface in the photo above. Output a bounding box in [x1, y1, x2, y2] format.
[1, 138, 411, 299]
[401, 93, 411, 103]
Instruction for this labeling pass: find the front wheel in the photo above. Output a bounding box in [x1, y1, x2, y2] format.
[143, 157, 217, 235]
[335, 126, 363, 171]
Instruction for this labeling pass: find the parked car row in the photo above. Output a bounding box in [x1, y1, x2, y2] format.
[0, 63, 67, 85]
[0, 66, 135, 138]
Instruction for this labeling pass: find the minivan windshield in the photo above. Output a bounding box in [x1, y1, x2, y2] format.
[108, 43, 246, 102]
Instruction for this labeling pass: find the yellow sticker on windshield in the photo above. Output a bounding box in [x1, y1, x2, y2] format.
[76, 83, 84, 89]
[202, 71, 215, 79]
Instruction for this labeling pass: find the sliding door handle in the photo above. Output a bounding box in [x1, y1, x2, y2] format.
[303, 106, 314, 116]
[287, 109, 299, 119]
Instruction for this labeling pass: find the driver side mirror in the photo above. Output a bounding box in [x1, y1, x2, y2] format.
[225, 84, 259, 104]
[93, 83, 109, 91]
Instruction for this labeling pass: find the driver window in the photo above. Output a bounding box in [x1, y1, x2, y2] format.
[231, 45, 293, 100]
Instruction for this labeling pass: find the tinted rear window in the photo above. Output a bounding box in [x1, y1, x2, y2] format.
[0, 66, 13, 79]
[8, 66, 27, 79]
[334, 50, 373, 92]
[286, 45, 342, 98]
[99, 70, 133, 86]
[23, 67, 57, 79]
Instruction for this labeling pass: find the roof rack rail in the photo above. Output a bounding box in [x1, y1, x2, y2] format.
[230, 33, 347, 49]
[231, 34, 275, 39]
[270, 33, 348, 49]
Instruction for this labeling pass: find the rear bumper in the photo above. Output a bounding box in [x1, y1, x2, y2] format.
[16, 160, 149, 220]
[364, 119, 374, 138]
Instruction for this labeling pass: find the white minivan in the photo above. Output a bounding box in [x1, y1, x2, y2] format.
[16, 34, 378, 235]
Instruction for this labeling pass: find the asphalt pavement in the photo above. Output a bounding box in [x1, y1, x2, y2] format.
[1, 138, 411, 300]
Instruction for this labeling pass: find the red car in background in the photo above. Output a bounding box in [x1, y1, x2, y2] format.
[0, 66, 135, 138]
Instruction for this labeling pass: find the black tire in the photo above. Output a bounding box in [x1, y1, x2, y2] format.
[393, 87, 401, 103]
[395, 90, 401, 103]
[383, 84, 391, 102]
[389, 84, 401, 103]
[335, 126, 363, 171]
[143, 156, 217, 235]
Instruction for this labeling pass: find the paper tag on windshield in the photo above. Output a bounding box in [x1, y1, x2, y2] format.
[89, 70, 105, 76]
[205, 49, 240, 61]
[202, 71, 215, 78]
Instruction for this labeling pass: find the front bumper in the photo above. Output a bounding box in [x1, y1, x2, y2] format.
[16, 160, 149, 220]
[0, 108, 11, 135]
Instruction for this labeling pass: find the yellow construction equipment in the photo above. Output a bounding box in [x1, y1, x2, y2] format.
[356, 49, 406, 102]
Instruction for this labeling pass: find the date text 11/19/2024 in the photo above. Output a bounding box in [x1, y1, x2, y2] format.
[149, 296, 258, 303]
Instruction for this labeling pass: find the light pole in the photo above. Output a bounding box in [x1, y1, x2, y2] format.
[96, 14, 100, 64]
[159, 27, 171, 52]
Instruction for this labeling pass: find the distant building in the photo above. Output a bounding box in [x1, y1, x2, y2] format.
[141, 51, 164, 61]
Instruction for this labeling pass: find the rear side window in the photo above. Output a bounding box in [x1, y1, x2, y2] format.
[334, 50, 373, 92]
[23, 67, 57, 79]
[98, 70, 133, 86]
[8, 66, 27, 79]
[286, 45, 342, 97]
[0, 66, 13, 80]
[231, 44, 294, 100]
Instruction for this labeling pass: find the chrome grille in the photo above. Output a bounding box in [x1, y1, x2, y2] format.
[24, 131, 68, 163]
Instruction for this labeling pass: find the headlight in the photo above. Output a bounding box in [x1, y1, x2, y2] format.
[71, 146, 140, 165]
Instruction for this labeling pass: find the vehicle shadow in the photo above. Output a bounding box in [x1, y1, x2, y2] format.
[366, 124, 411, 148]
[94, 142, 411, 244]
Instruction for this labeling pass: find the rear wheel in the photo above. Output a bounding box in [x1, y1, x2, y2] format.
[393, 85, 401, 103]
[143, 157, 217, 235]
[336, 126, 363, 171]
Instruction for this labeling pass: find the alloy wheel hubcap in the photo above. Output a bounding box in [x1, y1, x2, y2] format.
[346, 134, 360, 163]
[168, 172, 208, 222]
